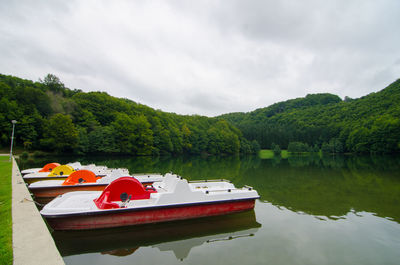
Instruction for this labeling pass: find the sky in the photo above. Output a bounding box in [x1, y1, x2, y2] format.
[1, 0, 400, 116]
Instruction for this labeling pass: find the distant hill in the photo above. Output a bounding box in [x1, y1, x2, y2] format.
[220, 80, 400, 153]
[0, 74, 259, 155]
[1, 73, 399, 155]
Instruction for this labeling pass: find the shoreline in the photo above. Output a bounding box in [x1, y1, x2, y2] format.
[11, 156, 64, 265]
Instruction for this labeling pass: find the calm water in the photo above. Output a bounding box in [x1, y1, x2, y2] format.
[19, 154, 400, 265]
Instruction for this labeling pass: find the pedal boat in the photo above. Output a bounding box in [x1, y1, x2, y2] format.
[40, 174, 259, 230]
[21, 162, 61, 175]
[23, 163, 128, 184]
[28, 169, 165, 200]
[21, 162, 92, 175]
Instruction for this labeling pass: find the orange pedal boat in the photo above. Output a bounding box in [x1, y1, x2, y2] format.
[21, 162, 61, 175]
[28, 169, 165, 202]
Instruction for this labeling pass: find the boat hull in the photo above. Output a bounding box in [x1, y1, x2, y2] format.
[24, 176, 68, 184]
[44, 199, 256, 230]
[30, 185, 106, 198]
[21, 168, 41, 176]
[23, 174, 111, 184]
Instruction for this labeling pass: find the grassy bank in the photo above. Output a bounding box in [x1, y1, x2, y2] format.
[259, 149, 325, 159]
[259, 149, 289, 159]
[0, 147, 26, 155]
[0, 156, 12, 264]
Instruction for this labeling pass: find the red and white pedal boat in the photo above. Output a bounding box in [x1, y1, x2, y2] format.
[40, 174, 259, 230]
[28, 169, 164, 200]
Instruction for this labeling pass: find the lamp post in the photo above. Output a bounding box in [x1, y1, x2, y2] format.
[9, 120, 17, 161]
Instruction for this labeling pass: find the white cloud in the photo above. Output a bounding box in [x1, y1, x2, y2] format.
[0, 0, 399, 116]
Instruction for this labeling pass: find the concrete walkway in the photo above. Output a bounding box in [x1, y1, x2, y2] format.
[11, 157, 65, 265]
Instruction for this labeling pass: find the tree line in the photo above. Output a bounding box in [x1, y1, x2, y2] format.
[220, 80, 400, 154]
[0, 74, 260, 155]
[2, 73, 399, 155]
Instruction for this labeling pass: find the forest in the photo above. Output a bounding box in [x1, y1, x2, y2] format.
[0, 74, 259, 155]
[220, 80, 400, 154]
[1, 73, 399, 155]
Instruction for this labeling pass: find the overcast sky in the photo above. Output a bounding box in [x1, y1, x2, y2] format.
[1, 0, 399, 116]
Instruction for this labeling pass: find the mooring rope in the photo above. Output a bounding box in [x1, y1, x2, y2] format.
[20, 197, 46, 207]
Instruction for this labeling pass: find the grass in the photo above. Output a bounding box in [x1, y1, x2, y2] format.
[259, 149, 289, 159]
[0, 156, 12, 264]
[0, 146, 26, 155]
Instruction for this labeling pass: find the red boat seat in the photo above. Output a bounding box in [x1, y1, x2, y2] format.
[62, 170, 101, 186]
[39, 162, 61, 172]
[94, 177, 156, 209]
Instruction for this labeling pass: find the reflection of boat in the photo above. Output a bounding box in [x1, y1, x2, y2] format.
[23, 163, 129, 184]
[153, 227, 258, 260]
[41, 174, 259, 230]
[101, 247, 138, 256]
[28, 169, 164, 200]
[52, 209, 261, 258]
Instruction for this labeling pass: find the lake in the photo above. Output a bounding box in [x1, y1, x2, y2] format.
[19, 154, 400, 265]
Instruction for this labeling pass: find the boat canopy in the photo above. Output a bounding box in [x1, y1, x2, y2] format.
[94, 177, 156, 209]
[48, 165, 75, 177]
[62, 170, 101, 186]
[39, 163, 61, 172]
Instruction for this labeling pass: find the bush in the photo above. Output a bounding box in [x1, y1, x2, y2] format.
[313, 144, 320, 153]
[272, 143, 281, 156]
[251, 140, 261, 153]
[321, 142, 332, 153]
[322, 138, 344, 153]
[20, 151, 29, 160]
[287, 142, 311, 153]
[23, 141, 32, 150]
[240, 138, 253, 154]
[33, 151, 47, 158]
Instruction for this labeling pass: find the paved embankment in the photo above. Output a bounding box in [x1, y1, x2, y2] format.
[12, 157, 65, 265]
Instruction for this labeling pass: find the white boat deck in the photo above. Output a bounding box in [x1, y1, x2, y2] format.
[41, 174, 259, 216]
[29, 173, 165, 188]
[23, 166, 130, 179]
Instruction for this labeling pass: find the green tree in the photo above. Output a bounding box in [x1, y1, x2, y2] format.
[88, 126, 118, 153]
[39, 74, 65, 93]
[40, 113, 79, 152]
[321, 142, 332, 153]
[170, 126, 183, 154]
[207, 121, 240, 155]
[131, 115, 154, 155]
[288, 142, 311, 153]
[76, 127, 89, 154]
[18, 115, 39, 148]
[111, 113, 137, 154]
[251, 140, 261, 153]
[181, 124, 192, 153]
[272, 143, 281, 156]
[347, 128, 369, 153]
[240, 138, 253, 154]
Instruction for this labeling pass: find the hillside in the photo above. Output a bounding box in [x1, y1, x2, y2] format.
[220, 80, 400, 153]
[0, 74, 259, 155]
[2, 73, 399, 155]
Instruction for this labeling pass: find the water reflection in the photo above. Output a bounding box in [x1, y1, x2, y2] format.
[19, 154, 400, 265]
[152, 227, 257, 260]
[20, 154, 400, 223]
[53, 210, 261, 260]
